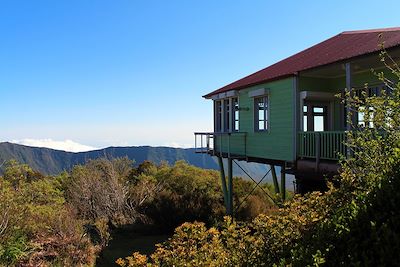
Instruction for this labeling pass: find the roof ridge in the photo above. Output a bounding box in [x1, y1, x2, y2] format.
[342, 27, 400, 34]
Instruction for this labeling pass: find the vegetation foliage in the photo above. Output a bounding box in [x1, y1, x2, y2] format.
[0, 156, 275, 266]
[117, 50, 400, 266]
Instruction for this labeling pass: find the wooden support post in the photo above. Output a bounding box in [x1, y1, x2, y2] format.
[217, 157, 229, 212]
[281, 163, 286, 201]
[270, 165, 280, 194]
[227, 158, 233, 216]
[315, 133, 320, 172]
[345, 62, 356, 158]
[345, 62, 354, 131]
[293, 75, 300, 161]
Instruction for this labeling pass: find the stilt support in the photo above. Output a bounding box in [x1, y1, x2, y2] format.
[227, 158, 233, 216]
[281, 163, 286, 201]
[270, 165, 280, 194]
[217, 157, 229, 210]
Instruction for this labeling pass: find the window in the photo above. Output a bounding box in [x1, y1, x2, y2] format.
[233, 98, 239, 131]
[354, 84, 385, 128]
[214, 98, 239, 132]
[358, 106, 374, 128]
[215, 100, 222, 132]
[313, 107, 325, 132]
[355, 84, 387, 98]
[255, 96, 268, 131]
[223, 99, 231, 132]
[303, 104, 328, 131]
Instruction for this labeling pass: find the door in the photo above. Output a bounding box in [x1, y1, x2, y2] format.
[303, 102, 329, 131]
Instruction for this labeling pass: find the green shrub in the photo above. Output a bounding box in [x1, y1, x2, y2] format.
[0, 162, 96, 266]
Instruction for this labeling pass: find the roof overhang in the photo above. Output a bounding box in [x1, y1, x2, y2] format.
[202, 27, 400, 99]
[205, 89, 239, 100]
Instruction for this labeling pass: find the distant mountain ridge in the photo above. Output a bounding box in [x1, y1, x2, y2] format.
[0, 142, 277, 183]
[0, 142, 216, 174]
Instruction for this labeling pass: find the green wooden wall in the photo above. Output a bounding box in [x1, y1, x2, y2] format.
[215, 77, 295, 162]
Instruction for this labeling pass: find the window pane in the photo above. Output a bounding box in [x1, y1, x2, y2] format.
[259, 121, 264, 130]
[235, 121, 239, 131]
[313, 107, 324, 113]
[314, 116, 324, 131]
[303, 105, 307, 113]
[233, 98, 239, 110]
[303, 115, 307, 131]
[259, 110, 264, 120]
[358, 111, 365, 124]
[225, 100, 230, 110]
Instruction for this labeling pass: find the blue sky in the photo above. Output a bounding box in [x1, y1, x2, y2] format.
[1, 0, 399, 151]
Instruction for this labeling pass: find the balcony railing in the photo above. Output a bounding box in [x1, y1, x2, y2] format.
[298, 131, 346, 161]
[194, 132, 247, 158]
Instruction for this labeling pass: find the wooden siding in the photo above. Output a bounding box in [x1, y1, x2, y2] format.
[215, 77, 295, 162]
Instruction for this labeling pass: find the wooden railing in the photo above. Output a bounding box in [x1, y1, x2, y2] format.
[194, 132, 247, 158]
[298, 131, 346, 161]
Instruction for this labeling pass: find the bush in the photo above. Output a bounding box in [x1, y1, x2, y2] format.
[142, 161, 225, 230]
[0, 163, 96, 266]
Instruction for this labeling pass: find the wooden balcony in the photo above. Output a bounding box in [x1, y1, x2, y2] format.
[194, 132, 247, 159]
[298, 131, 346, 161]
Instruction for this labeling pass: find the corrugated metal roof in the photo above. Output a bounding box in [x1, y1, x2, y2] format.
[204, 27, 400, 98]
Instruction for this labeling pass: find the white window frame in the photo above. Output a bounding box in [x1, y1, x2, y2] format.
[232, 97, 239, 132]
[254, 95, 269, 132]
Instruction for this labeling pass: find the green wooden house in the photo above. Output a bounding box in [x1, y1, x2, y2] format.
[195, 27, 400, 214]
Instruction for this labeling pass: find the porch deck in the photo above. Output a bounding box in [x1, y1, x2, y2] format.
[195, 131, 346, 162]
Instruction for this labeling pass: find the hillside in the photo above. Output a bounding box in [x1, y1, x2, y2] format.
[0, 142, 291, 186]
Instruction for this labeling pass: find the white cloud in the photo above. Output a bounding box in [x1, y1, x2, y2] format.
[11, 139, 97, 153]
[163, 142, 193, 148]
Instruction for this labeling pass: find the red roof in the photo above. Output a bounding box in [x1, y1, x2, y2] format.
[204, 27, 400, 98]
